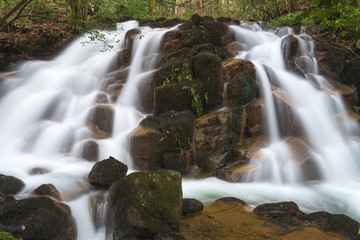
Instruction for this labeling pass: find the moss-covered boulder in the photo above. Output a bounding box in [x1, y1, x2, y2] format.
[106, 170, 183, 239]
[88, 156, 128, 187]
[0, 175, 24, 195]
[0, 196, 76, 240]
[153, 59, 193, 87]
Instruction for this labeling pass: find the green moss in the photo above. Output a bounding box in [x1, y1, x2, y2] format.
[0, 231, 22, 240]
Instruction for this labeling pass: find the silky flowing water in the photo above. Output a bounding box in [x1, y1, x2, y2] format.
[0, 21, 360, 239]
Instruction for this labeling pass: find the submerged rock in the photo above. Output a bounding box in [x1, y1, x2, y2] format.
[0, 196, 76, 240]
[106, 170, 182, 239]
[182, 198, 204, 215]
[88, 156, 128, 187]
[0, 174, 24, 195]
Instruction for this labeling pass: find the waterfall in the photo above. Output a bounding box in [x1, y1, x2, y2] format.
[0, 21, 171, 240]
[1, 19, 360, 239]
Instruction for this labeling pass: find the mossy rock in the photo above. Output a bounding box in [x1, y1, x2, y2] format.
[0, 174, 24, 195]
[106, 170, 183, 239]
[191, 52, 222, 113]
[165, 48, 191, 62]
[0, 196, 76, 240]
[88, 156, 128, 187]
[153, 59, 193, 87]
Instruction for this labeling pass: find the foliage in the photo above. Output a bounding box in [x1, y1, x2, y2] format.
[0, 232, 22, 240]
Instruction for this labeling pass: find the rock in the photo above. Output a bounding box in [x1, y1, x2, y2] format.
[29, 167, 50, 175]
[191, 14, 202, 26]
[193, 106, 244, 170]
[130, 111, 194, 171]
[328, 79, 358, 107]
[340, 58, 360, 105]
[182, 198, 204, 215]
[106, 170, 183, 239]
[226, 42, 243, 55]
[162, 30, 182, 48]
[215, 197, 246, 205]
[82, 140, 99, 161]
[0, 196, 76, 240]
[191, 52, 222, 113]
[165, 48, 191, 62]
[88, 156, 128, 187]
[86, 104, 114, 139]
[253, 201, 307, 232]
[308, 211, 360, 239]
[32, 183, 61, 201]
[153, 232, 186, 240]
[222, 58, 256, 107]
[163, 40, 184, 58]
[0, 175, 24, 195]
[129, 126, 164, 170]
[282, 35, 303, 75]
[153, 59, 193, 87]
[253, 201, 360, 239]
[94, 92, 109, 104]
[89, 191, 107, 229]
[125, 28, 141, 51]
[163, 152, 187, 174]
[181, 200, 343, 240]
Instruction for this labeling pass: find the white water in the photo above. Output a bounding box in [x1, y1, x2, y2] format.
[1, 20, 360, 240]
[184, 23, 360, 222]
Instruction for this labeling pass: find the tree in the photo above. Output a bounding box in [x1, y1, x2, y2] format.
[0, 0, 33, 32]
[68, 0, 89, 21]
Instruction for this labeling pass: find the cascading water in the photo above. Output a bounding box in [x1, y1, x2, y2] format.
[0, 21, 171, 240]
[1, 18, 360, 239]
[183, 22, 360, 223]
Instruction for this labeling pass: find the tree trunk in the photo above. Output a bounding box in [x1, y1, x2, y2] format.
[149, 0, 156, 14]
[0, 0, 33, 32]
[68, 0, 89, 21]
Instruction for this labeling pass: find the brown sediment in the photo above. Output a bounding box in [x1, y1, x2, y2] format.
[180, 201, 344, 240]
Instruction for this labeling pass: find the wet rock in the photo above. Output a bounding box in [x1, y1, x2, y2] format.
[162, 30, 182, 48]
[192, 52, 222, 113]
[82, 140, 99, 161]
[182, 198, 204, 215]
[341, 58, 360, 105]
[282, 35, 303, 75]
[94, 92, 109, 104]
[226, 42, 243, 55]
[125, 28, 141, 51]
[29, 167, 50, 175]
[153, 232, 186, 240]
[86, 104, 114, 139]
[163, 40, 184, 58]
[130, 111, 194, 171]
[129, 126, 164, 170]
[222, 58, 256, 107]
[163, 152, 187, 174]
[165, 48, 191, 62]
[215, 197, 246, 205]
[193, 106, 244, 170]
[106, 170, 182, 239]
[0, 174, 24, 195]
[0, 196, 76, 240]
[308, 211, 360, 239]
[153, 59, 192, 87]
[88, 156, 128, 187]
[328, 79, 358, 107]
[33, 183, 61, 201]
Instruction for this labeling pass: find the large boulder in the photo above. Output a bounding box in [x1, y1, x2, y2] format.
[106, 170, 183, 239]
[222, 58, 256, 107]
[86, 104, 114, 139]
[0, 175, 24, 195]
[0, 196, 76, 240]
[341, 58, 360, 105]
[193, 106, 244, 170]
[88, 156, 128, 187]
[130, 111, 194, 171]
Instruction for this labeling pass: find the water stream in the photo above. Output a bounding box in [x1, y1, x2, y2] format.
[1, 20, 360, 239]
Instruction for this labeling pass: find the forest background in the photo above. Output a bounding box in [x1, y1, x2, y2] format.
[0, 0, 359, 65]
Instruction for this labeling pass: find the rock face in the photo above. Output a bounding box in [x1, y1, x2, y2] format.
[88, 156, 128, 187]
[0, 196, 76, 240]
[0, 175, 24, 195]
[106, 170, 182, 239]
